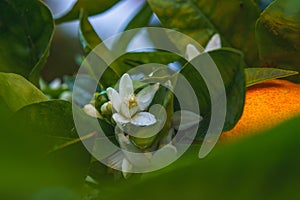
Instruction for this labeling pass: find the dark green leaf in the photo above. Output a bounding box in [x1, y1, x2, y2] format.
[245, 68, 298, 87]
[147, 0, 260, 66]
[56, 0, 120, 24]
[0, 72, 47, 116]
[11, 100, 95, 185]
[79, 10, 103, 54]
[107, 114, 300, 200]
[96, 51, 181, 88]
[180, 48, 246, 138]
[0, 0, 54, 85]
[255, 0, 300, 82]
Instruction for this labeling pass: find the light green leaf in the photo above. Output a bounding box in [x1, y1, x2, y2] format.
[0, 72, 47, 116]
[0, 0, 54, 85]
[255, 0, 300, 82]
[79, 10, 103, 54]
[245, 68, 298, 87]
[147, 0, 260, 66]
[56, 0, 120, 24]
[180, 48, 246, 138]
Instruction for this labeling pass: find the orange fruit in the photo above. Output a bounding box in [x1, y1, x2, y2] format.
[222, 79, 300, 140]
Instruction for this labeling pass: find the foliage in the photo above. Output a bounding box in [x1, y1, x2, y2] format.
[0, 0, 299, 199]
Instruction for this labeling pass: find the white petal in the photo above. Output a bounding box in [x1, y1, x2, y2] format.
[131, 112, 156, 126]
[185, 44, 201, 61]
[119, 73, 134, 99]
[136, 83, 159, 111]
[106, 87, 122, 112]
[112, 113, 130, 125]
[205, 33, 221, 52]
[83, 104, 102, 119]
[172, 110, 203, 130]
[120, 102, 131, 119]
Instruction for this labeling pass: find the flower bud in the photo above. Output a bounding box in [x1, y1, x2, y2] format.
[101, 101, 113, 116]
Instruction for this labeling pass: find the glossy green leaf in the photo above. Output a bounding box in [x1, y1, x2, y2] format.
[245, 68, 298, 87]
[56, 0, 120, 24]
[0, 72, 47, 116]
[147, 0, 260, 65]
[79, 10, 103, 54]
[180, 48, 245, 138]
[0, 0, 54, 85]
[107, 114, 300, 200]
[256, 0, 300, 82]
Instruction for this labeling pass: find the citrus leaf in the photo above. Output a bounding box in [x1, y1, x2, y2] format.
[256, 0, 300, 82]
[112, 2, 153, 52]
[0, 0, 54, 85]
[56, 0, 120, 24]
[92, 51, 182, 88]
[0, 72, 47, 116]
[147, 0, 260, 66]
[124, 2, 153, 31]
[245, 68, 298, 87]
[180, 48, 246, 139]
[79, 10, 103, 54]
[11, 100, 95, 184]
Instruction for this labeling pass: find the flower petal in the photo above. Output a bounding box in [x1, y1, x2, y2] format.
[83, 104, 102, 119]
[113, 113, 130, 125]
[106, 87, 122, 112]
[131, 112, 156, 126]
[136, 83, 159, 111]
[119, 73, 134, 99]
[185, 44, 201, 61]
[120, 102, 131, 119]
[204, 33, 221, 52]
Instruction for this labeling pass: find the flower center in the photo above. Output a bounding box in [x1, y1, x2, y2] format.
[128, 94, 138, 109]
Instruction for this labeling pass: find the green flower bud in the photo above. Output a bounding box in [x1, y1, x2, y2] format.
[101, 101, 113, 116]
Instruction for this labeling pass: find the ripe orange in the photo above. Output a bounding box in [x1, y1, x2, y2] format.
[222, 79, 300, 140]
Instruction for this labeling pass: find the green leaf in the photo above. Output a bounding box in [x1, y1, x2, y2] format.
[245, 68, 298, 87]
[255, 0, 300, 82]
[112, 2, 153, 52]
[97, 51, 182, 88]
[107, 114, 300, 200]
[0, 0, 54, 85]
[0, 72, 47, 116]
[147, 0, 260, 66]
[56, 0, 120, 24]
[124, 2, 153, 31]
[79, 10, 103, 54]
[180, 48, 246, 138]
[11, 100, 95, 185]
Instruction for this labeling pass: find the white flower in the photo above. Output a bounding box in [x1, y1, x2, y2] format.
[185, 33, 221, 61]
[83, 104, 102, 119]
[107, 73, 159, 127]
